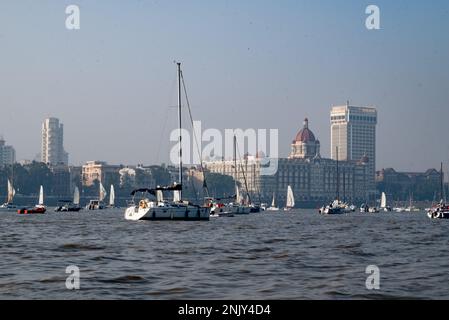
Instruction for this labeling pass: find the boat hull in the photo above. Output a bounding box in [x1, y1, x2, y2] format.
[18, 207, 46, 214]
[125, 205, 210, 221]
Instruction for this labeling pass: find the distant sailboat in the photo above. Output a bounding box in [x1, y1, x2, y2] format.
[55, 186, 82, 212]
[267, 193, 279, 211]
[18, 185, 46, 214]
[74, 187, 80, 206]
[284, 186, 295, 211]
[1, 179, 18, 211]
[86, 182, 107, 210]
[108, 184, 117, 208]
[99, 182, 107, 203]
[428, 162, 449, 219]
[380, 192, 392, 212]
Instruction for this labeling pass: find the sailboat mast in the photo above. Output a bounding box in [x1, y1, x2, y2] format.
[233, 135, 237, 186]
[441, 162, 444, 201]
[177, 62, 183, 199]
[336, 146, 340, 201]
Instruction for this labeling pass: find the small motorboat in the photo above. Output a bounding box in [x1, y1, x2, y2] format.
[18, 206, 46, 215]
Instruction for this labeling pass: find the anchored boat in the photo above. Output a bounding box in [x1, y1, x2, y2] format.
[18, 185, 46, 215]
[0, 179, 18, 212]
[86, 182, 107, 210]
[283, 185, 295, 211]
[125, 62, 210, 221]
[55, 187, 82, 212]
[428, 163, 449, 219]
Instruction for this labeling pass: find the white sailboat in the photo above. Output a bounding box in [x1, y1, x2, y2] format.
[18, 185, 46, 214]
[283, 186, 295, 211]
[380, 192, 392, 212]
[86, 182, 107, 210]
[74, 187, 80, 206]
[38, 185, 44, 206]
[55, 186, 82, 212]
[0, 179, 17, 211]
[229, 184, 251, 214]
[267, 193, 279, 211]
[124, 62, 210, 221]
[107, 184, 117, 208]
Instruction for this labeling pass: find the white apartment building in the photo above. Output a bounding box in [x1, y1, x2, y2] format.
[41, 118, 69, 165]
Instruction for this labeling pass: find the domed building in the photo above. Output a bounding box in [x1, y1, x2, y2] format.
[289, 118, 320, 159]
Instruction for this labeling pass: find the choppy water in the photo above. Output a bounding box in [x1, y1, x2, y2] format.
[0, 209, 448, 300]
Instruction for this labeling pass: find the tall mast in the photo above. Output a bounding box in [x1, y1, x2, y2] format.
[336, 146, 340, 201]
[233, 135, 237, 188]
[441, 162, 444, 201]
[177, 62, 183, 199]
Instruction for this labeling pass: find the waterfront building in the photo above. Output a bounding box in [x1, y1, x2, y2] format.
[41, 118, 69, 165]
[82, 161, 121, 187]
[0, 137, 16, 166]
[376, 168, 443, 201]
[204, 118, 371, 207]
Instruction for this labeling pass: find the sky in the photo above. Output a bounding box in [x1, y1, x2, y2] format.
[0, 0, 448, 171]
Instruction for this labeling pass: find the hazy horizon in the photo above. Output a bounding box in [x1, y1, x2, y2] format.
[1, 0, 449, 172]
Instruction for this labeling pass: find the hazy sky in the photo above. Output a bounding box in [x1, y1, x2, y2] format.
[1, 0, 448, 171]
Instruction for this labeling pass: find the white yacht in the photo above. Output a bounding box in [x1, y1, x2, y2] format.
[125, 62, 210, 221]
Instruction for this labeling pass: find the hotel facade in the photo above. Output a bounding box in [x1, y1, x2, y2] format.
[204, 115, 375, 207]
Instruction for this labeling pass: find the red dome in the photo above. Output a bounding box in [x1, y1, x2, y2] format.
[294, 118, 316, 143]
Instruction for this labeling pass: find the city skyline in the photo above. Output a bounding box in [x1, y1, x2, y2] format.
[1, 1, 448, 171]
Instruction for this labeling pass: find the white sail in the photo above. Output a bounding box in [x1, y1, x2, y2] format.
[73, 187, 80, 205]
[235, 185, 241, 204]
[99, 182, 107, 202]
[7, 179, 15, 203]
[109, 185, 115, 206]
[38, 185, 44, 205]
[271, 193, 276, 207]
[286, 186, 295, 208]
[381, 192, 387, 208]
[173, 190, 181, 202]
